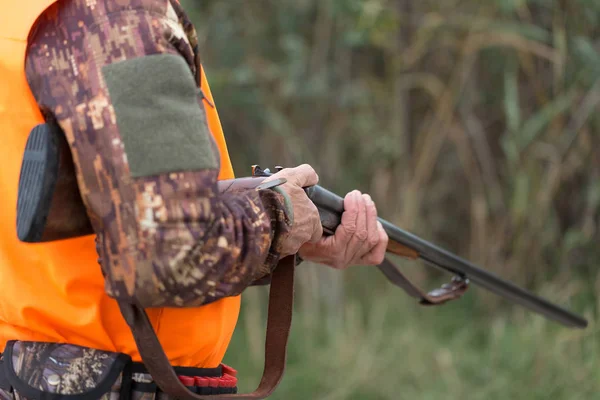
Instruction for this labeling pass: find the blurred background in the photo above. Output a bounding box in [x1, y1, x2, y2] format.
[182, 1, 599, 398]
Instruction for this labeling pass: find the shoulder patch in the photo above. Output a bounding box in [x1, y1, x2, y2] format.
[102, 53, 217, 178]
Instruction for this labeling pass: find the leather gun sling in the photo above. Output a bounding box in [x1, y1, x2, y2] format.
[118, 255, 296, 400]
[377, 258, 468, 305]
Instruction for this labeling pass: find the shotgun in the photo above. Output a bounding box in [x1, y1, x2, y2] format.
[16, 122, 588, 329]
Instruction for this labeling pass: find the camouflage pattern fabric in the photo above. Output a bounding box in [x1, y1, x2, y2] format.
[25, 0, 292, 308]
[0, 341, 229, 399]
[0, 341, 123, 399]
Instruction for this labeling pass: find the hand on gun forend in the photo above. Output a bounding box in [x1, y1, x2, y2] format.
[298, 190, 389, 269]
[262, 164, 324, 257]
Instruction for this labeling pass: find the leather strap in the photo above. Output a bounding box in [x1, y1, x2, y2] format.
[118, 255, 296, 399]
[117, 254, 463, 400]
[377, 258, 469, 305]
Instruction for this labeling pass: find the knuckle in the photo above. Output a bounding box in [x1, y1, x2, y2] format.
[368, 236, 379, 247]
[355, 229, 369, 241]
[343, 221, 357, 234]
[341, 205, 357, 217]
[342, 204, 359, 217]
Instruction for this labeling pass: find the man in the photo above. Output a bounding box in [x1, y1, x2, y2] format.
[0, 0, 388, 397]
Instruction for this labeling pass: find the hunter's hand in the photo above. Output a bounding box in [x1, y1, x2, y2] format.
[298, 190, 388, 269]
[263, 164, 323, 256]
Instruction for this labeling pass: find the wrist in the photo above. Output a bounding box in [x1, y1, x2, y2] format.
[255, 188, 293, 276]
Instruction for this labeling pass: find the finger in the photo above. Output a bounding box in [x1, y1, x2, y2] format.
[287, 164, 319, 188]
[351, 193, 374, 259]
[309, 203, 324, 242]
[335, 191, 360, 246]
[363, 194, 379, 252]
[345, 191, 368, 262]
[360, 221, 389, 265]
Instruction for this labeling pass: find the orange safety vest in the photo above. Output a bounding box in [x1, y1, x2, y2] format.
[0, 0, 240, 368]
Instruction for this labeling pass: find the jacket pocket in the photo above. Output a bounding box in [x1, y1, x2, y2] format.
[1, 340, 132, 400]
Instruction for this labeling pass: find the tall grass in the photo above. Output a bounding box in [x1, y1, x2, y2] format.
[182, 0, 599, 398]
[225, 268, 599, 399]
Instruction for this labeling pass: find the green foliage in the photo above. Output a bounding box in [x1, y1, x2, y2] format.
[182, 0, 599, 398]
[225, 266, 599, 399]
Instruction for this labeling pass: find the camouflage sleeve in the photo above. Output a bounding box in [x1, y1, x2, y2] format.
[24, 0, 292, 307]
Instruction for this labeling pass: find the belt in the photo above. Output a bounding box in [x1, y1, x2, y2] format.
[0, 346, 238, 399]
[129, 363, 239, 396]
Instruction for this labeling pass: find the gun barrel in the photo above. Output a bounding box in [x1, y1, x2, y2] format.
[379, 219, 588, 328]
[306, 185, 588, 329]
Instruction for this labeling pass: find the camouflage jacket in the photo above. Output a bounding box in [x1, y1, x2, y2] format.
[25, 0, 292, 308]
